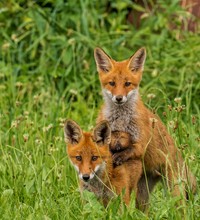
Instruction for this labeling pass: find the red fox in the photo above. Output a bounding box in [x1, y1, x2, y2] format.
[94, 47, 196, 210]
[64, 120, 142, 206]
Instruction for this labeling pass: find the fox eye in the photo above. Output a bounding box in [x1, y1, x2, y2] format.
[125, 82, 131, 87]
[91, 156, 98, 161]
[109, 81, 115, 86]
[76, 156, 82, 161]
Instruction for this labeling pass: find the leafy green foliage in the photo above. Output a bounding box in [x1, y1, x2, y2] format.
[0, 0, 199, 219]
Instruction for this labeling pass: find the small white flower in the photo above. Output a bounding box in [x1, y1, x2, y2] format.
[43, 112, 48, 117]
[43, 124, 53, 132]
[59, 122, 64, 127]
[11, 34, 18, 42]
[151, 69, 158, 77]
[54, 136, 62, 142]
[147, 93, 156, 99]
[69, 89, 78, 95]
[2, 42, 10, 50]
[35, 139, 42, 145]
[68, 38, 75, 45]
[24, 111, 29, 116]
[11, 120, 19, 128]
[15, 101, 22, 107]
[23, 134, 29, 142]
[58, 118, 66, 123]
[168, 120, 175, 128]
[15, 82, 23, 88]
[149, 117, 158, 123]
[174, 97, 182, 103]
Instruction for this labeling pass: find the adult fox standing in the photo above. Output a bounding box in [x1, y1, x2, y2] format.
[94, 47, 196, 210]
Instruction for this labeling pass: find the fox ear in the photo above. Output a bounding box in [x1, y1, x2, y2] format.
[94, 47, 113, 72]
[128, 47, 146, 72]
[64, 120, 82, 145]
[93, 121, 111, 146]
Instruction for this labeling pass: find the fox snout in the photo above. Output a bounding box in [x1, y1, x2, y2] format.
[82, 174, 90, 182]
[79, 172, 95, 182]
[112, 95, 127, 105]
[104, 89, 138, 106]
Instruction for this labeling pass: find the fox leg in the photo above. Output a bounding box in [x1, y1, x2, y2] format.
[124, 188, 131, 205]
[136, 173, 160, 212]
[114, 183, 131, 205]
[112, 143, 143, 166]
[112, 147, 134, 166]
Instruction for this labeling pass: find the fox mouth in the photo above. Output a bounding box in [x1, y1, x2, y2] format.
[112, 99, 127, 106]
[113, 100, 126, 106]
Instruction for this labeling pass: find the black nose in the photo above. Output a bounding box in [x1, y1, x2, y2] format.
[116, 95, 123, 102]
[82, 174, 90, 181]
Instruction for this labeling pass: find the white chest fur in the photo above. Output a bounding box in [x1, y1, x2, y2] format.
[102, 89, 140, 141]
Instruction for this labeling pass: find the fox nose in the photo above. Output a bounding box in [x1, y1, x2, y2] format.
[116, 95, 123, 103]
[82, 174, 90, 182]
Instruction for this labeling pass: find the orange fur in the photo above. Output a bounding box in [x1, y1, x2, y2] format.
[64, 120, 142, 206]
[110, 131, 143, 166]
[94, 47, 196, 210]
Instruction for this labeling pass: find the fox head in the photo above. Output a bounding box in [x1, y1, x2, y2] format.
[110, 131, 132, 153]
[64, 120, 111, 182]
[94, 47, 146, 105]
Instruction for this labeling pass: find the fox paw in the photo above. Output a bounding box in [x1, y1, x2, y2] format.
[113, 154, 123, 166]
[115, 143, 121, 151]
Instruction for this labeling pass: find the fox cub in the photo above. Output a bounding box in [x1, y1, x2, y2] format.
[94, 47, 196, 209]
[64, 120, 142, 206]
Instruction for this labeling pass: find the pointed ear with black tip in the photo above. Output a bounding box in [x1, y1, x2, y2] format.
[94, 47, 113, 73]
[93, 121, 111, 146]
[64, 120, 83, 145]
[128, 47, 146, 72]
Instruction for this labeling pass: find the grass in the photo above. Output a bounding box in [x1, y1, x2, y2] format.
[0, 0, 199, 219]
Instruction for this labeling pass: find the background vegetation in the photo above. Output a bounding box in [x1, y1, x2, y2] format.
[0, 0, 199, 219]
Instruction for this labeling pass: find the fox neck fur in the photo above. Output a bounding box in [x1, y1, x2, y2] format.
[102, 88, 140, 142]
